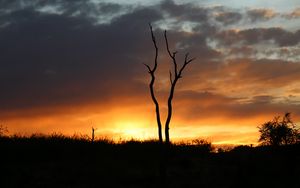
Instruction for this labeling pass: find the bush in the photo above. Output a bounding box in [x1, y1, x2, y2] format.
[258, 113, 300, 146]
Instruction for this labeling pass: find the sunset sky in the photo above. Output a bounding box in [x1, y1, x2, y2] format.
[1, 0, 300, 145]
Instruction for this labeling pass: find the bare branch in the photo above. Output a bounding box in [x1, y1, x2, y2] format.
[169, 71, 173, 85]
[184, 53, 196, 65]
[164, 30, 178, 76]
[143, 63, 152, 73]
[149, 23, 158, 49]
[186, 57, 196, 64]
[164, 30, 172, 57]
[172, 54, 195, 81]
[184, 53, 189, 62]
[149, 23, 158, 72]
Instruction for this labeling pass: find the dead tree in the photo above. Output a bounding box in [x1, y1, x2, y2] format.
[145, 24, 195, 144]
[163, 30, 195, 144]
[91, 127, 97, 143]
[144, 24, 163, 144]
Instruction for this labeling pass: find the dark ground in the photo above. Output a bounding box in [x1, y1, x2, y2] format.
[1, 135, 300, 188]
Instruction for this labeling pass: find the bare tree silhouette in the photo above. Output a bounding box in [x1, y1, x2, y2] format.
[163, 30, 195, 144]
[144, 24, 195, 144]
[144, 24, 163, 144]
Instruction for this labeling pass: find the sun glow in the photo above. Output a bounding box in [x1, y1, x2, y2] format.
[113, 120, 156, 140]
[3, 105, 263, 145]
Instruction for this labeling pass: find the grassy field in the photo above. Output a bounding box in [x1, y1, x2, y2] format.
[1, 134, 300, 188]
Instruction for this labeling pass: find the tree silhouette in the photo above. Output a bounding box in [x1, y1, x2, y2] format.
[144, 24, 195, 144]
[144, 24, 163, 144]
[258, 112, 300, 146]
[0, 124, 8, 136]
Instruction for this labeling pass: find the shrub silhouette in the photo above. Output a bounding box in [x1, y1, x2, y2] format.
[258, 112, 300, 146]
[0, 124, 8, 137]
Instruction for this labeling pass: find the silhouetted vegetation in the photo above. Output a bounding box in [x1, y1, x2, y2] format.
[1, 134, 300, 188]
[0, 124, 8, 136]
[258, 112, 300, 146]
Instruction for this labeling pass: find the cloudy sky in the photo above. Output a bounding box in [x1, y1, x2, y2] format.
[1, 0, 300, 144]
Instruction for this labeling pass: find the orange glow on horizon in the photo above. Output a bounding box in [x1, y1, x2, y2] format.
[2, 104, 265, 145]
[2, 86, 299, 146]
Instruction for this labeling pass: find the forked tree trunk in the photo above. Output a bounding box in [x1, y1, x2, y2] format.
[145, 24, 195, 144]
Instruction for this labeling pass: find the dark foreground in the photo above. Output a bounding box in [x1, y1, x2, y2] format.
[1, 135, 300, 188]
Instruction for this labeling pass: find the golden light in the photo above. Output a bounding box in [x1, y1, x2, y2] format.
[2, 103, 281, 145]
[113, 120, 156, 140]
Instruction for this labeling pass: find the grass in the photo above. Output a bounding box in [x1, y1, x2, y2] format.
[0, 134, 300, 188]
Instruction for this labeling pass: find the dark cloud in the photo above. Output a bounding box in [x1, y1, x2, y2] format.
[173, 91, 300, 123]
[215, 11, 242, 25]
[246, 8, 277, 22]
[0, 0, 222, 117]
[239, 59, 300, 86]
[0, 2, 163, 115]
[160, 0, 209, 22]
[0, 0, 128, 26]
[216, 27, 300, 47]
[228, 46, 255, 57]
[219, 58, 300, 88]
[178, 57, 300, 108]
[0, 0, 216, 117]
[165, 31, 221, 62]
[250, 95, 276, 104]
